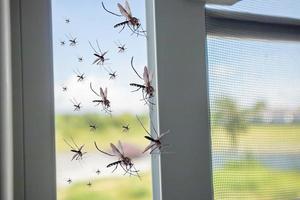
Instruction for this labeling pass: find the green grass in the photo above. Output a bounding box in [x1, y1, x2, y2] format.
[58, 173, 152, 200]
[214, 159, 300, 200]
[55, 113, 149, 152]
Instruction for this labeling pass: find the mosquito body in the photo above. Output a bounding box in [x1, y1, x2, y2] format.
[67, 178, 72, 184]
[66, 34, 77, 46]
[122, 124, 130, 132]
[96, 169, 101, 175]
[94, 141, 140, 177]
[136, 116, 169, 154]
[89, 123, 97, 132]
[73, 69, 85, 82]
[102, 1, 145, 36]
[87, 181, 92, 187]
[60, 41, 66, 46]
[78, 56, 83, 62]
[89, 41, 109, 66]
[105, 67, 117, 80]
[129, 57, 154, 104]
[64, 138, 86, 161]
[62, 86, 67, 92]
[90, 83, 111, 114]
[115, 41, 126, 53]
[70, 98, 81, 111]
[65, 18, 70, 23]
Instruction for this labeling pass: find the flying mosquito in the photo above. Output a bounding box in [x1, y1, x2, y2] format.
[70, 98, 81, 111]
[89, 122, 97, 132]
[104, 67, 117, 80]
[78, 56, 83, 62]
[66, 34, 78, 46]
[87, 181, 92, 187]
[90, 83, 111, 114]
[64, 138, 86, 161]
[60, 40, 66, 46]
[94, 141, 140, 178]
[89, 41, 109, 66]
[73, 69, 85, 82]
[129, 57, 154, 104]
[101, 1, 146, 36]
[96, 169, 101, 175]
[136, 115, 170, 154]
[122, 124, 130, 132]
[67, 178, 72, 184]
[115, 41, 126, 53]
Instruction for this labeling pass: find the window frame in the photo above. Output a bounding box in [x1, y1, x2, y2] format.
[4, 0, 299, 199]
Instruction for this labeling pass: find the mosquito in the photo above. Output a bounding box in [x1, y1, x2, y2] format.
[89, 41, 109, 66]
[65, 18, 70, 23]
[94, 141, 140, 178]
[90, 83, 111, 114]
[101, 1, 146, 36]
[115, 41, 126, 53]
[87, 181, 92, 187]
[73, 69, 85, 82]
[122, 124, 130, 132]
[89, 122, 97, 132]
[129, 57, 154, 105]
[136, 116, 170, 154]
[62, 86, 67, 92]
[67, 178, 72, 184]
[60, 40, 66, 46]
[96, 169, 101, 175]
[64, 138, 86, 161]
[104, 67, 117, 80]
[78, 56, 83, 62]
[70, 98, 81, 111]
[66, 34, 78, 46]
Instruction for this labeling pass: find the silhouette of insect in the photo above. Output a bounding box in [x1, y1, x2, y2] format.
[115, 41, 126, 53]
[122, 124, 130, 132]
[94, 141, 140, 178]
[96, 169, 101, 175]
[66, 34, 78, 46]
[60, 41, 66, 46]
[62, 86, 67, 92]
[70, 98, 81, 111]
[89, 123, 97, 132]
[129, 57, 154, 104]
[78, 56, 83, 62]
[104, 67, 117, 80]
[101, 1, 145, 36]
[65, 18, 70, 23]
[67, 178, 72, 184]
[90, 83, 111, 114]
[87, 181, 92, 187]
[64, 138, 86, 161]
[136, 115, 170, 154]
[89, 41, 109, 66]
[73, 69, 85, 82]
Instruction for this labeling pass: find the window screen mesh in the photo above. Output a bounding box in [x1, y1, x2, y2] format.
[206, 7, 300, 199]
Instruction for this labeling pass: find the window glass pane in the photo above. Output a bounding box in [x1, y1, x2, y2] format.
[207, 23, 300, 200]
[207, 0, 300, 19]
[51, 1, 152, 199]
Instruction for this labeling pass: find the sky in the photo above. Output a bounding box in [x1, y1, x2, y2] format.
[52, 0, 300, 114]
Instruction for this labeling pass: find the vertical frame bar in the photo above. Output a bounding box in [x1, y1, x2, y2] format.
[146, 0, 214, 199]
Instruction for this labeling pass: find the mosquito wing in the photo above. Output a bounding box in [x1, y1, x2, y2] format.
[143, 66, 149, 84]
[143, 143, 156, 153]
[100, 87, 106, 99]
[118, 140, 125, 155]
[110, 143, 123, 157]
[124, 1, 132, 16]
[117, 3, 132, 19]
[158, 130, 170, 140]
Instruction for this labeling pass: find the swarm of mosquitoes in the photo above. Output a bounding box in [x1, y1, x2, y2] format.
[60, 0, 170, 187]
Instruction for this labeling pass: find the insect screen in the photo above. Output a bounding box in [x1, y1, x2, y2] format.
[206, 1, 300, 199]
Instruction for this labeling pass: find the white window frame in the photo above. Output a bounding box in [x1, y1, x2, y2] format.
[3, 0, 299, 199]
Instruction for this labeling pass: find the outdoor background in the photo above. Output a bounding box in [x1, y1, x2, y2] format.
[52, 0, 300, 199]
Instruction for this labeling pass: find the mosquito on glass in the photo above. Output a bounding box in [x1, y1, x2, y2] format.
[129, 57, 154, 105]
[64, 138, 87, 161]
[90, 83, 111, 114]
[60, 40, 66, 46]
[122, 124, 130, 132]
[66, 34, 78, 46]
[87, 181, 92, 187]
[70, 98, 81, 111]
[65, 18, 70, 24]
[73, 69, 85, 82]
[67, 178, 72, 184]
[94, 141, 140, 178]
[89, 41, 109, 66]
[104, 67, 117, 80]
[89, 122, 97, 132]
[96, 169, 101, 175]
[78, 56, 83, 62]
[101, 1, 146, 36]
[62, 86, 67, 92]
[115, 41, 126, 53]
[136, 116, 170, 154]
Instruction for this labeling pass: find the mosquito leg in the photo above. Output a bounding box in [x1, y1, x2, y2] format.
[111, 163, 118, 173]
